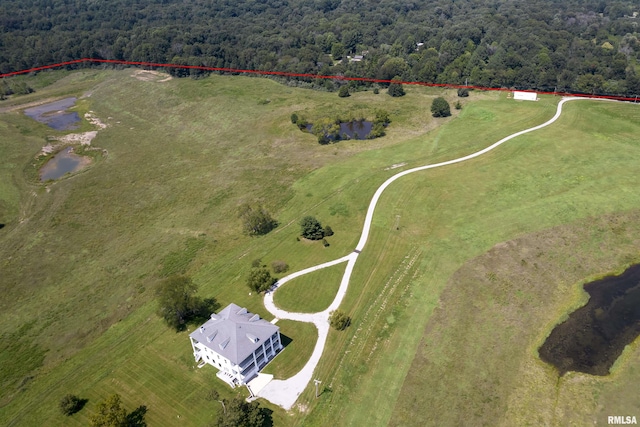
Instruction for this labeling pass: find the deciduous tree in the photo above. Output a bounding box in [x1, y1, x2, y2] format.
[59, 394, 84, 416]
[311, 117, 341, 144]
[329, 310, 350, 330]
[238, 204, 278, 236]
[90, 394, 127, 427]
[246, 267, 276, 293]
[156, 275, 218, 331]
[216, 396, 270, 427]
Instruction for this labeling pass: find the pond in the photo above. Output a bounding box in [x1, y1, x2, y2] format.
[40, 147, 91, 181]
[538, 264, 640, 376]
[24, 97, 81, 130]
[306, 120, 374, 140]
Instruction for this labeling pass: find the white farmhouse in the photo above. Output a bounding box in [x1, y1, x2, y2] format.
[189, 303, 282, 387]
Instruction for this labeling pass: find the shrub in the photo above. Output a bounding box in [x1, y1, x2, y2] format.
[329, 310, 350, 330]
[455, 101, 462, 110]
[457, 88, 469, 97]
[290, 113, 298, 124]
[271, 260, 289, 274]
[59, 394, 83, 416]
[296, 115, 308, 130]
[322, 238, 330, 247]
[338, 85, 350, 97]
[373, 87, 380, 94]
[205, 389, 220, 402]
[324, 225, 334, 236]
[431, 97, 451, 117]
[373, 109, 391, 125]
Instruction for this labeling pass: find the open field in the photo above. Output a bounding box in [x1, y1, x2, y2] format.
[1, 69, 639, 426]
[273, 262, 346, 313]
[390, 211, 640, 427]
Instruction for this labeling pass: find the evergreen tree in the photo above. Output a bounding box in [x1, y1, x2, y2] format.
[300, 216, 324, 240]
[431, 97, 451, 117]
[388, 76, 405, 97]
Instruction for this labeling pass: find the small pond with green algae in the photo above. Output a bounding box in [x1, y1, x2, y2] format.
[539, 264, 640, 376]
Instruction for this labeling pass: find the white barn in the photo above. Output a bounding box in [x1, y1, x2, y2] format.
[513, 91, 538, 101]
[189, 303, 282, 387]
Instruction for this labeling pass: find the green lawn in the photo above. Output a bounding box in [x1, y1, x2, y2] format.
[297, 100, 640, 426]
[1, 70, 639, 427]
[262, 320, 317, 380]
[273, 263, 346, 313]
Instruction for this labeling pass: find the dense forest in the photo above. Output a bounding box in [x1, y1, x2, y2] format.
[1, 0, 640, 96]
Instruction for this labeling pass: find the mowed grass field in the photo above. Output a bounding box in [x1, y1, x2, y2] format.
[273, 263, 346, 313]
[0, 69, 639, 427]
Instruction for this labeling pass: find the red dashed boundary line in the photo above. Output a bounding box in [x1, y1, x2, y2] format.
[1, 58, 639, 102]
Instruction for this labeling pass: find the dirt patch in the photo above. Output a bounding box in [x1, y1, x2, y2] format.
[40, 110, 108, 155]
[384, 162, 407, 170]
[42, 131, 98, 155]
[84, 111, 107, 129]
[132, 69, 172, 82]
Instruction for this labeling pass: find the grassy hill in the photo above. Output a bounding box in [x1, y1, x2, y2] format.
[1, 70, 639, 426]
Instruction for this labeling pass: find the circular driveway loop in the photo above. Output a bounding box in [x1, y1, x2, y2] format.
[256, 97, 617, 410]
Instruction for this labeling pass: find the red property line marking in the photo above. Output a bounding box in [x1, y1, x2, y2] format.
[1, 58, 639, 102]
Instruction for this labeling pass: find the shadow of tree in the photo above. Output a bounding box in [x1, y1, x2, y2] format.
[75, 398, 89, 413]
[126, 405, 147, 427]
[260, 407, 274, 427]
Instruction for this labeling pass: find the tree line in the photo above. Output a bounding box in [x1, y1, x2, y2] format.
[1, 0, 640, 96]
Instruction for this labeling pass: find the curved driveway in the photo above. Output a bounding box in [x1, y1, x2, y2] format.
[257, 96, 606, 409]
